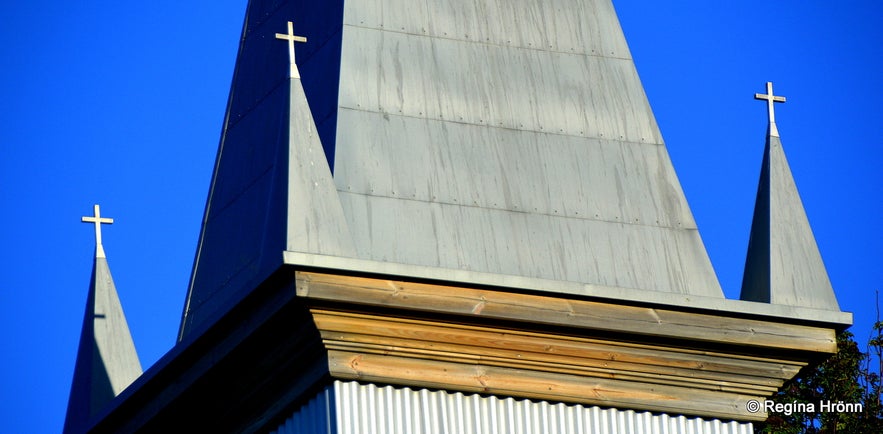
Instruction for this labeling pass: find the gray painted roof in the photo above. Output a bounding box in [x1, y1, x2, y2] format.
[331, 0, 722, 297]
[740, 123, 840, 310]
[64, 248, 142, 433]
[180, 0, 726, 338]
[182, 0, 848, 338]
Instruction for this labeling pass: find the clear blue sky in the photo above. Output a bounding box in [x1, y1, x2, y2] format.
[1, 1, 879, 432]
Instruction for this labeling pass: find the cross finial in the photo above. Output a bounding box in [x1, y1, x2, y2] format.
[754, 81, 786, 137]
[82, 204, 113, 258]
[275, 21, 307, 79]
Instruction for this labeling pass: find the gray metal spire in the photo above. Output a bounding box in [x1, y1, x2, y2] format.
[64, 205, 142, 433]
[180, 0, 726, 339]
[740, 84, 840, 310]
[180, 17, 354, 338]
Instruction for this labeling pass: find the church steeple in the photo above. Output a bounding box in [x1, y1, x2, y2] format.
[179, 17, 354, 339]
[64, 205, 142, 434]
[740, 83, 840, 310]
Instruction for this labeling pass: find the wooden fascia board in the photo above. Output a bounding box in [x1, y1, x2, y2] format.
[294, 271, 837, 355]
[328, 351, 765, 421]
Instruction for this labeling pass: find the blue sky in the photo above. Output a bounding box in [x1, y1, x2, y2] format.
[1, 1, 880, 432]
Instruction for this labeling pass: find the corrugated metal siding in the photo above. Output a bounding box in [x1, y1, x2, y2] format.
[273, 381, 754, 434]
[334, 381, 753, 434]
[272, 386, 336, 434]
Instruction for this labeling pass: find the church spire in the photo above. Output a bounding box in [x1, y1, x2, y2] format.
[739, 84, 840, 310]
[180, 18, 354, 339]
[64, 205, 142, 434]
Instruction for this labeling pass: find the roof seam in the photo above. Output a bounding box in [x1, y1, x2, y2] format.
[342, 23, 634, 61]
[339, 106, 664, 146]
[337, 190, 695, 231]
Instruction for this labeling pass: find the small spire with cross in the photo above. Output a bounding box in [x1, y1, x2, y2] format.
[82, 204, 113, 258]
[275, 21, 308, 79]
[754, 81, 786, 137]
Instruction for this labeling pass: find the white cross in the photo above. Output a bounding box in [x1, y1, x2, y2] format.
[275, 21, 307, 79]
[82, 204, 113, 257]
[754, 81, 786, 126]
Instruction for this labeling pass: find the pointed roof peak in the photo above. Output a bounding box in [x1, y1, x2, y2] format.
[180, 18, 354, 338]
[740, 85, 841, 312]
[65, 205, 142, 433]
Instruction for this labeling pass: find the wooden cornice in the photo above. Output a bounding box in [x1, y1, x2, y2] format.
[295, 270, 838, 421]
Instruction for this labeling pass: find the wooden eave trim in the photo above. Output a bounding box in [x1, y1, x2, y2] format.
[295, 271, 837, 354]
[313, 309, 797, 395]
[328, 351, 766, 421]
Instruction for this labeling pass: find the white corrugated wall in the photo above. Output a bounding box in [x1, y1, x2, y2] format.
[272, 381, 753, 434]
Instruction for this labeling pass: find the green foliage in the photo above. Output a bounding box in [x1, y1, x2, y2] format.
[758, 324, 883, 433]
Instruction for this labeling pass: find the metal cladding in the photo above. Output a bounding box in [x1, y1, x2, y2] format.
[180, 2, 352, 338]
[181, 0, 728, 337]
[740, 128, 840, 310]
[64, 254, 142, 434]
[331, 0, 723, 297]
[271, 381, 755, 434]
